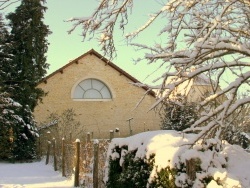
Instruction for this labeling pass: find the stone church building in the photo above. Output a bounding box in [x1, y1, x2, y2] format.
[34, 49, 161, 139]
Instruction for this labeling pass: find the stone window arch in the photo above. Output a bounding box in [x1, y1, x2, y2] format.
[73, 78, 112, 100]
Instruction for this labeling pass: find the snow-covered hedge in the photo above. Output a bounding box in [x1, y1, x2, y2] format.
[104, 130, 250, 188]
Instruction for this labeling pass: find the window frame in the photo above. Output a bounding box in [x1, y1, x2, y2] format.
[72, 78, 113, 101]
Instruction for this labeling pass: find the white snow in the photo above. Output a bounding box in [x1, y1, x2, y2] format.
[104, 130, 250, 187]
[0, 131, 249, 187]
[0, 159, 73, 188]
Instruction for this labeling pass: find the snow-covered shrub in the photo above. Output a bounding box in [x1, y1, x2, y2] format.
[105, 145, 154, 188]
[222, 127, 250, 150]
[104, 131, 250, 188]
[149, 165, 177, 188]
[106, 147, 178, 188]
[174, 138, 228, 187]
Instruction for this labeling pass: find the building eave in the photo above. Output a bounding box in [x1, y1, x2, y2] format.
[39, 49, 156, 97]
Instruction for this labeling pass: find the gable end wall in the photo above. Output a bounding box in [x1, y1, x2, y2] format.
[34, 54, 160, 138]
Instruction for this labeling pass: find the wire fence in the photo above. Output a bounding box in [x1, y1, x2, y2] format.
[41, 135, 110, 188]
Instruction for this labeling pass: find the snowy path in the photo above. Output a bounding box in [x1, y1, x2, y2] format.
[0, 160, 74, 188]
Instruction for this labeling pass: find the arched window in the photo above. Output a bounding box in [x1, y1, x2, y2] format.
[73, 78, 112, 99]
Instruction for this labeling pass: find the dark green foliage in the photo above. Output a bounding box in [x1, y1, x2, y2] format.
[0, 13, 13, 83]
[160, 95, 198, 131]
[6, 0, 50, 110]
[0, 92, 20, 159]
[106, 146, 154, 188]
[119, 151, 154, 187]
[149, 166, 177, 188]
[0, 0, 50, 161]
[106, 145, 181, 188]
[11, 105, 38, 161]
[106, 146, 123, 187]
[0, 93, 38, 161]
[222, 128, 250, 149]
[0, 14, 10, 61]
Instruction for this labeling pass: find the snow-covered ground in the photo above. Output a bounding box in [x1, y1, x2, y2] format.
[0, 159, 74, 188]
[1, 131, 250, 188]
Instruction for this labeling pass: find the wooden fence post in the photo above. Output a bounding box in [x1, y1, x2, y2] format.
[70, 132, 72, 142]
[93, 140, 99, 188]
[62, 138, 66, 177]
[53, 138, 57, 171]
[87, 132, 91, 143]
[186, 158, 199, 181]
[74, 139, 80, 187]
[109, 130, 114, 141]
[126, 118, 133, 136]
[45, 141, 51, 165]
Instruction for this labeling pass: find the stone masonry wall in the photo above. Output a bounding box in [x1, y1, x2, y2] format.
[34, 53, 161, 139]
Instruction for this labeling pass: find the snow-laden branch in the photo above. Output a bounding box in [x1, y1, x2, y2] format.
[201, 71, 250, 107]
[69, 0, 250, 141]
[125, 9, 163, 39]
[67, 0, 134, 58]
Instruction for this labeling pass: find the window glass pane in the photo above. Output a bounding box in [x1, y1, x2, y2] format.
[73, 78, 112, 99]
[101, 87, 112, 98]
[92, 79, 104, 90]
[84, 90, 102, 99]
[79, 79, 91, 90]
[73, 85, 84, 98]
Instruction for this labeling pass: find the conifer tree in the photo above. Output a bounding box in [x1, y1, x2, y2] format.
[6, 0, 50, 110]
[0, 92, 29, 160]
[0, 0, 50, 160]
[0, 14, 15, 160]
[0, 14, 9, 60]
[160, 95, 198, 131]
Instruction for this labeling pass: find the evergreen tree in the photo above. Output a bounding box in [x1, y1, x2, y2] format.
[160, 95, 198, 131]
[0, 14, 14, 160]
[0, 92, 29, 160]
[0, 14, 9, 59]
[0, 0, 50, 160]
[6, 0, 50, 110]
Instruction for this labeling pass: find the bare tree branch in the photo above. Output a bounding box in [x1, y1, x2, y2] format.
[0, 0, 19, 10]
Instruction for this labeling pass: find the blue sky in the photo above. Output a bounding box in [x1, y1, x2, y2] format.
[2, 0, 240, 89]
[2, 1, 248, 100]
[43, 0, 164, 85]
[2, 0, 167, 85]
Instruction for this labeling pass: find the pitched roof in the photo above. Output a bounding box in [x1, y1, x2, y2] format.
[40, 49, 155, 97]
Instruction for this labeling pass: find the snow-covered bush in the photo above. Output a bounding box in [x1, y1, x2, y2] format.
[104, 131, 250, 188]
[106, 145, 154, 188]
[222, 129, 250, 150]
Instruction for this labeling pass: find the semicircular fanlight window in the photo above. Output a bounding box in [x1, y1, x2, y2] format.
[73, 79, 112, 99]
